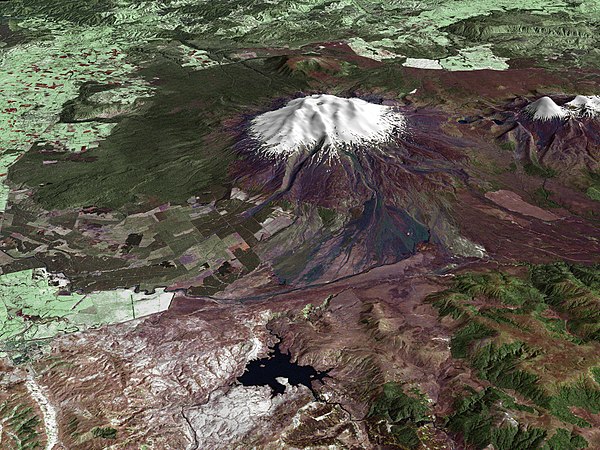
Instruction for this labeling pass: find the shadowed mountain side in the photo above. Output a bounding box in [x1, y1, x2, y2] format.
[500, 96, 600, 179]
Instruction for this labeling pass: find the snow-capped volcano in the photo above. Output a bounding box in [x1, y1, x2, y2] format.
[234, 97, 490, 284]
[523, 95, 600, 121]
[565, 95, 600, 117]
[510, 95, 600, 179]
[250, 94, 405, 158]
[524, 96, 567, 121]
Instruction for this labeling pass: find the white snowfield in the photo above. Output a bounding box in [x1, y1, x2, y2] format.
[565, 95, 600, 118]
[250, 94, 405, 158]
[524, 95, 600, 121]
[524, 96, 567, 121]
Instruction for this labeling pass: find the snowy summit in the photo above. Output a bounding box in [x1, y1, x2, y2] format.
[565, 95, 600, 118]
[524, 95, 600, 121]
[250, 94, 405, 158]
[524, 96, 567, 121]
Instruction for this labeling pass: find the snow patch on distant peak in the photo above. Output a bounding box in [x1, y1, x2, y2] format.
[524, 96, 567, 121]
[524, 95, 600, 121]
[565, 95, 600, 118]
[250, 94, 405, 159]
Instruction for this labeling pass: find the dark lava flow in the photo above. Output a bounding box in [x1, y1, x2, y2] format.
[237, 343, 329, 396]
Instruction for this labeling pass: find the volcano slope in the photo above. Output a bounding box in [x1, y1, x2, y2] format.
[1, 3, 600, 449]
[512, 95, 600, 181]
[230, 93, 476, 285]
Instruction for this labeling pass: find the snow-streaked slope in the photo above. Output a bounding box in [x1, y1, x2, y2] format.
[524, 95, 600, 121]
[565, 95, 600, 118]
[250, 94, 405, 158]
[524, 96, 567, 121]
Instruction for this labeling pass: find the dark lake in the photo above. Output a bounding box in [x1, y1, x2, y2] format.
[237, 343, 329, 396]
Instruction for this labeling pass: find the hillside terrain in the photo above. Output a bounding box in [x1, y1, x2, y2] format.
[0, 1, 599, 449]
